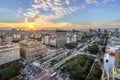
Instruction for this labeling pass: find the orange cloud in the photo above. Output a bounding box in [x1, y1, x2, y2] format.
[0, 21, 120, 30]
[0, 23, 27, 29]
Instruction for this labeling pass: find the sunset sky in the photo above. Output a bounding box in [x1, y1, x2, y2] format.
[0, 0, 120, 30]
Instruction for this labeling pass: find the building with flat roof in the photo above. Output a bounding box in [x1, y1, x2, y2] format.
[0, 43, 20, 66]
[20, 39, 49, 59]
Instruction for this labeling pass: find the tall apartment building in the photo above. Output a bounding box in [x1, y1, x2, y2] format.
[56, 30, 67, 48]
[102, 37, 120, 80]
[0, 43, 20, 66]
[115, 49, 120, 79]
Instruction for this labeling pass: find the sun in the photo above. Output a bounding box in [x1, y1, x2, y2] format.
[29, 23, 34, 29]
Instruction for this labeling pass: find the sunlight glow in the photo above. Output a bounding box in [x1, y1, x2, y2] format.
[29, 23, 34, 29]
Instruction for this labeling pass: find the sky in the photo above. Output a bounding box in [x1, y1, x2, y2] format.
[0, 0, 120, 30]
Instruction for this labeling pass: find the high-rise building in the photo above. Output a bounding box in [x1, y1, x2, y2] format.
[56, 30, 67, 48]
[115, 49, 120, 78]
[102, 36, 120, 80]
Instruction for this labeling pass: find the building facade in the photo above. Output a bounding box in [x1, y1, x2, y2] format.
[56, 30, 67, 48]
[102, 36, 120, 80]
[0, 43, 20, 65]
[115, 49, 120, 77]
[20, 39, 49, 59]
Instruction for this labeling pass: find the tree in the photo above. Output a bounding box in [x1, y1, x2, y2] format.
[51, 59, 57, 66]
[87, 45, 99, 54]
[0, 62, 24, 80]
[65, 43, 77, 49]
[88, 67, 102, 80]
[102, 47, 106, 53]
[65, 55, 94, 80]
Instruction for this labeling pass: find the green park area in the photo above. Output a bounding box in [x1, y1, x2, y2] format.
[88, 66, 102, 80]
[0, 62, 24, 80]
[64, 55, 102, 80]
[87, 45, 99, 54]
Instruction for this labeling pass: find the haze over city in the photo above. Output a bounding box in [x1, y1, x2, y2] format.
[0, 0, 120, 30]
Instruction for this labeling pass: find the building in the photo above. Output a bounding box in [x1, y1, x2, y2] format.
[41, 30, 83, 47]
[0, 43, 20, 66]
[115, 49, 120, 79]
[20, 39, 49, 59]
[0, 29, 24, 43]
[67, 32, 76, 43]
[42, 30, 67, 48]
[19, 62, 51, 80]
[0, 30, 6, 42]
[56, 30, 67, 48]
[102, 36, 120, 80]
[115, 49, 120, 73]
[67, 30, 81, 43]
[42, 34, 51, 45]
[33, 70, 51, 80]
[0, 38, 2, 43]
[42, 33, 57, 47]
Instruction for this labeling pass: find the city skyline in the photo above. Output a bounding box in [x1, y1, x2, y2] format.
[0, 0, 120, 30]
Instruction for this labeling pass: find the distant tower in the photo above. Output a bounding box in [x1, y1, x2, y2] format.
[72, 29, 78, 42]
[42, 34, 45, 44]
[98, 28, 101, 32]
[0, 30, 6, 42]
[115, 28, 118, 32]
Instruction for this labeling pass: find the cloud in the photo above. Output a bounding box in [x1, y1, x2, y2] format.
[89, 21, 120, 29]
[0, 21, 119, 30]
[13, 0, 119, 30]
[24, 0, 79, 23]
[102, 0, 115, 4]
[16, 14, 20, 17]
[24, 9, 39, 18]
[16, 8, 23, 17]
[85, 0, 98, 4]
[25, 15, 39, 23]
[66, 0, 70, 5]
[85, 0, 116, 5]
[24, 0, 115, 23]
[17, 8, 22, 13]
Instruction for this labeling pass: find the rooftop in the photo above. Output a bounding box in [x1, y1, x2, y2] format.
[20, 39, 42, 45]
[0, 43, 19, 50]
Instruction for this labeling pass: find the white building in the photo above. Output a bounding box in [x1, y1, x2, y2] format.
[67, 33, 77, 43]
[42, 34, 56, 46]
[0, 43, 20, 65]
